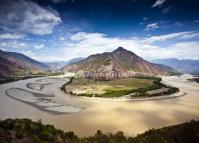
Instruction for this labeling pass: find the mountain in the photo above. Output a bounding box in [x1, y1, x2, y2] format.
[46, 61, 68, 70]
[62, 47, 179, 79]
[67, 57, 85, 65]
[46, 57, 85, 70]
[0, 50, 49, 78]
[152, 58, 199, 74]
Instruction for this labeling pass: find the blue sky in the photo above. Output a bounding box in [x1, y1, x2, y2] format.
[0, 0, 199, 62]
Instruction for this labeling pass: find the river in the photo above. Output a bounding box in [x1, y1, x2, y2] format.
[0, 74, 198, 137]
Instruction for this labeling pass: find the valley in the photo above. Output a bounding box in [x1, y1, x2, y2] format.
[0, 0, 198, 142]
[0, 74, 198, 137]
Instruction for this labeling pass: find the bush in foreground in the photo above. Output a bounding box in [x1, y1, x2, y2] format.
[0, 118, 199, 143]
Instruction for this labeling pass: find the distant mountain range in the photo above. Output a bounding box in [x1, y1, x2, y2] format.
[63, 47, 179, 79]
[0, 50, 49, 78]
[152, 59, 199, 74]
[46, 57, 85, 70]
[45, 61, 68, 71]
[5, 47, 198, 79]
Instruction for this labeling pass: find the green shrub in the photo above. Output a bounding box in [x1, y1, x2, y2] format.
[0, 119, 199, 143]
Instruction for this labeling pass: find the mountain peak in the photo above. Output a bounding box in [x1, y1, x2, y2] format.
[115, 47, 126, 51]
[63, 46, 179, 76]
[113, 47, 136, 56]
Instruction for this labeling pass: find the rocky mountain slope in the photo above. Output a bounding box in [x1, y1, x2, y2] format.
[152, 58, 199, 74]
[0, 50, 49, 78]
[63, 47, 179, 79]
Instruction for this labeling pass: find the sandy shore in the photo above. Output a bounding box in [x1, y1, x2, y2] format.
[0, 74, 199, 137]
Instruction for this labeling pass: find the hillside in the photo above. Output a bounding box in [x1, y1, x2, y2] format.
[0, 118, 198, 143]
[152, 58, 199, 74]
[0, 50, 49, 78]
[63, 47, 179, 79]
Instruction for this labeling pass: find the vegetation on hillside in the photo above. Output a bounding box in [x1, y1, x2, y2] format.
[0, 118, 198, 143]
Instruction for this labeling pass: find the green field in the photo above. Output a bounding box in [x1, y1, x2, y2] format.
[64, 76, 179, 98]
[70, 77, 153, 89]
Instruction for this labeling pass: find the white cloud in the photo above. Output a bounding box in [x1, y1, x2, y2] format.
[152, 42, 199, 60]
[70, 32, 106, 41]
[21, 50, 35, 57]
[34, 43, 44, 49]
[144, 23, 159, 31]
[47, 31, 199, 62]
[145, 31, 199, 43]
[152, 0, 167, 8]
[0, 41, 28, 49]
[0, 0, 61, 35]
[59, 36, 65, 41]
[8, 31, 199, 62]
[0, 33, 25, 40]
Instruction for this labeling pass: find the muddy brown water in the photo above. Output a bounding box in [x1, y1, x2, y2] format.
[0, 74, 198, 137]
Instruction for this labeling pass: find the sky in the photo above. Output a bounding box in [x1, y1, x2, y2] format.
[0, 0, 199, 62]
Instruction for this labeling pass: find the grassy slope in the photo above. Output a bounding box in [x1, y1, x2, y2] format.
[0, 118, 198, 143]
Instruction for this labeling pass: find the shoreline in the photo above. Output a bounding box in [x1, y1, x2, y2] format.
[0, 75, 46, 85]
[69, 91, 186, 102]
[0, 72, 66, 85]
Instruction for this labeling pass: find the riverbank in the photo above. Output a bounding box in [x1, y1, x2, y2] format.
[0, 74, 199, 137]
[78, 91, 186, 101]
[0, 71, 65, 84]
